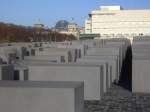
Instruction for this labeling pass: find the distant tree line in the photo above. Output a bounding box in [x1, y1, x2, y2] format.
[0, 22, 76, 43]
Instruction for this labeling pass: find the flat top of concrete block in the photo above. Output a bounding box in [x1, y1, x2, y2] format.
[133, 56, 150, 60]
[103, 45, 122, 48]
[132, 50, 150, 53]
[14, 64, 28, 70]
[132, 42, 150, 45]
[87, 48, 120, 55]
[77, 59, 110, 64]
[24, 56, 61, 62]
[25, 55, 62, 58]
[133, 37, 150, 41]
[44, 48, 75, 51]
[132, 45, 150, 49]
[76, 62, 106, 66]
[23, 60, 57, 63]
[84, 55, 118, 60]
[25, 61, 104, 67]
[132, 44, 150, 46]
[89, 47, 119, 50]
[133, 53, 150, 55]
[0, 64, 12, 67]
[86, 54, 119, 57]
[0, 81, 84, 88]
[106, 41, 125, 44]
[103, 38, 128, 41]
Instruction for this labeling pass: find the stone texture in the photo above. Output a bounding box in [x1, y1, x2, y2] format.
[85, 84, 150, 112]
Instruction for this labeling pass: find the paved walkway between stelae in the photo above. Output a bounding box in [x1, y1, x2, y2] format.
[85, 84, 150, 112]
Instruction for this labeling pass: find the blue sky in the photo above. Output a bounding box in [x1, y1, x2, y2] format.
[0, 0, 150, 27]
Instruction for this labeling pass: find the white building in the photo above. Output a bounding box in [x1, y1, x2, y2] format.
[85, 19, 92, 34]
[68, 23, 80, 39]
[79, 27, 85, 34]
[85, 5, 150, 37]
[34, 24, 45, 29]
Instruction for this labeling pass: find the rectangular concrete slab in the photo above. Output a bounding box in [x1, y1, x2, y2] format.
[0, 65, 14, 80]
[83, 55, 119, 82]
[78, 60, 110, 92]
[86, 47, 120, 72]
[24, 55, 64, 63]
[77, 59, 111, 91]
[26, 62, 104, 100]
[100, 45, 123, 71]
[56, 42, 87, 58]
[35, 48, 76, 62]
[132, 40, 150, 93]
[86, 48, 120, 56]
[0, 81, 84, 112]
[132, 59, 150, 93]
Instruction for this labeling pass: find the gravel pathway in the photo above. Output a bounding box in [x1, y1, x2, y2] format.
[85, 84, 150, 112]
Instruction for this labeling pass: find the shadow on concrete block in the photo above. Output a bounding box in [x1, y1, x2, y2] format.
[118, 46, 132, 91]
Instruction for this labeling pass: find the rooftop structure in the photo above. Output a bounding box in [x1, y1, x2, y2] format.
[100, 5, 122, 11]
[34, 24, 44, 29]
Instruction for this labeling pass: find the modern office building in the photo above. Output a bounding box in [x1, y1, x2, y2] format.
[85, 6, 150, 37]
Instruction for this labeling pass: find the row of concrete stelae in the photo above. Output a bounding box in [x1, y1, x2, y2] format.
[0, 38, 131, 112]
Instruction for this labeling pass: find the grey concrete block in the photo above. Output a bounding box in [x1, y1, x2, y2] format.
[35, 48, 76, 62]
[26, 63, 104, 100]
[0, 81, 84, 112]
[77, 58, 115, 88]
[86, 48, 120, 56]
[77, 59, 111, 91]
[0, 64, 14, 80]
[24, 55, 64, 63]
[83, 55, 119, 82]
[132, 59, 150, 93]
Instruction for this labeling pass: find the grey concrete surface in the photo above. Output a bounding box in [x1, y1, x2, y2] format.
[24, 55, 64, 63]
[35, 48, 76, 62]
[132, 59, 150, 93]
[0, 64, 14, 80]
[26, 62, 104, 100]
[77, 59, 112, 91]
[83, 55, 119, 82]
[0, 81, 84, 112]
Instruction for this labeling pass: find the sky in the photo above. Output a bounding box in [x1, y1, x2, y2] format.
[0, 0, 150, 28]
